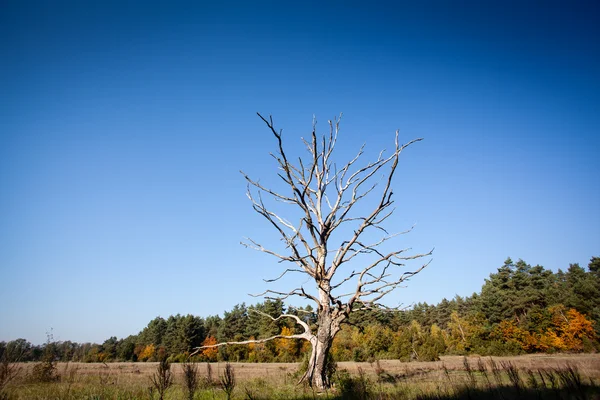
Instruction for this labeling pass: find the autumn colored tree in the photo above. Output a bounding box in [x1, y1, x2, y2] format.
[138, 344, 155, 362]
[330, 326, 355, 361]
[491, 304, 597, 354]
[360, 324, 394, 360]
[446, 311, 486, 353]
[201, 337, 218, 362]
[549, 306, 596, 352]
[275, 326, 299, 362]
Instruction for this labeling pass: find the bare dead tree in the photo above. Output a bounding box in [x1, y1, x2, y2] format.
[194, 113, 432, 389]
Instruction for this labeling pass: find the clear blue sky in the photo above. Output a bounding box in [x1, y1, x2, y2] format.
[1, 1, 598, 345]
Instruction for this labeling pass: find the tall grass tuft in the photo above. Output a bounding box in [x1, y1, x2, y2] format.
[462, 357, 477, 388]
[150, 358, 173, 400]
[542, 368, 559, 391]
[556, 364, 584, 396]
[477, 357, 492, 389]
[0, 353, 20, 400]
[60, 363, 79, 398]
[525, 368, 539, 390]
[220, 362, 236, 400]
[489, 357, 503, 386]
[181, 361, 200, 400]
[501, 361, 521, 394]
[205, 362, 214, 387]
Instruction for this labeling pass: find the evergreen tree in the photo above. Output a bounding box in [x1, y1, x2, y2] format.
[139, 317, 168, 347]
[218, 304, 248, 342]
[116, 336, 136, 361]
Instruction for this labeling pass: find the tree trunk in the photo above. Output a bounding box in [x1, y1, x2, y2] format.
[302, 334, 331, 389]
[301, 306, 339, 389]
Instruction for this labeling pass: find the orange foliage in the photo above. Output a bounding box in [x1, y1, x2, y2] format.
[494, 305, 596, 353]
[495, 320, 529, 350]
[201, 336, 218, 361]
[550, 306, 595, 352]
[247, 336, 257, 361]
[248, 336, 256, 353]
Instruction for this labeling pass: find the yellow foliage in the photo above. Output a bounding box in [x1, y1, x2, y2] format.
[331, 325, 356, 361]
[275, 326, 297, 361]
[447, 312, 484, 352]
[538, 329, 565, 351]
[281, 326, 293, 336]
[138, 344, 155, 362]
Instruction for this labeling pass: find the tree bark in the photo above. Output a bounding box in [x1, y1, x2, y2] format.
[301, 311, 339, 389]
[299, 283, 341, 389]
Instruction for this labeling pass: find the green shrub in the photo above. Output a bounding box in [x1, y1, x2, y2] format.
[473, 340, 523, 356]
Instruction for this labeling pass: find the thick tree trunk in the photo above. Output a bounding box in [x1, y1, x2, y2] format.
[302, 333, 332, 389]
[301, 300, 340, 389]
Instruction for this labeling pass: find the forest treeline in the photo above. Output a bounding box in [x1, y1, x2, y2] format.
[2, 257, 599, 363]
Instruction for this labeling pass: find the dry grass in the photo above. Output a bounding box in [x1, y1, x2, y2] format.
[339, 354, 600, 382]
[13, 354, 599, 383]
[2, 354, 599, 399]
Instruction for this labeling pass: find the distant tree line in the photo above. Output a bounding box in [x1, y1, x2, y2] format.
[2, 257, 598, 363]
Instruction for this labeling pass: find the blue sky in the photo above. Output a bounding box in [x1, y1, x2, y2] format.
[1, 1, 598, 345]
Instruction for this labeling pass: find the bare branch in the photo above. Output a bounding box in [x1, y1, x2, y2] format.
[344, 255, 433, 312]
[190, 310, 314, 356]
[249, 287, 320, 304]
[264, 268, 306, 283]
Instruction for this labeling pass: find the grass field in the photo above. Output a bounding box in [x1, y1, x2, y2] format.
[2, 354, 599, 399]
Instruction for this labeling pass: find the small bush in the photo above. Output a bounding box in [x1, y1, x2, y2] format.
[31, 360, 58, 383]
[31, 335, 59, 383]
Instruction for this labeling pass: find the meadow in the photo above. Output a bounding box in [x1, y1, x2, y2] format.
[2, 354, 599, 399]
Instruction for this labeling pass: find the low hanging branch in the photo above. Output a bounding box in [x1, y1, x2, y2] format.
[190, 310, 315, 356]
[199, 113, 432, 389]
